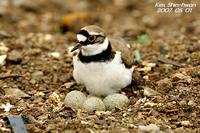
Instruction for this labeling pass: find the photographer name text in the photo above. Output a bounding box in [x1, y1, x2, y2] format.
[155, 2, 197, 13]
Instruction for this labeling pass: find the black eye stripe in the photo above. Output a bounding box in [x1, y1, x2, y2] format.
[78, 30, 104, 38]
[78, 30, 105, 45]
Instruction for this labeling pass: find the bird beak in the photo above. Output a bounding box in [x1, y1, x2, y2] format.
[71, 43, 82, 52]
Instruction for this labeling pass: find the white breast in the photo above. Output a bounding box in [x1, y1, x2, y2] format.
[72, 52, 133, 96]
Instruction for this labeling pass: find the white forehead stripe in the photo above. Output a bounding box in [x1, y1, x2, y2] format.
[88, 32, 101, 35]
[77, 34, 87, 42]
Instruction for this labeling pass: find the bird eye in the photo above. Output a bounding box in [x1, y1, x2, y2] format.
[88, 35, 96, 42]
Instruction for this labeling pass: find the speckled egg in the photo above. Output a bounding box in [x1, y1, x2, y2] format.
[82, 97, 105, 112]
[103, 93, 129, 110]
[64, 90, 86, 109]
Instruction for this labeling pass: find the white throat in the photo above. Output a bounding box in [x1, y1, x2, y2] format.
[81, 37, 109, 56]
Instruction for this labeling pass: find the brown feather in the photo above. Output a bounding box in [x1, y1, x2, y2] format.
[110, 38, 134, 68]
[82, 25, 105, 36]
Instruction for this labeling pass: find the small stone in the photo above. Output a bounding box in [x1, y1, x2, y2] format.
[134, 97, 148, 106]
[122, 113, 127, 117]
[64, 91, 86, 109]
[44, 34, 52, 41]
[137, 66, 152, 73]
[0, 55, 7, 66]
[59, 74, 72, 83]
[27, 48, 41, 55]
[180, 121, 191, 126]
[172, 73, 192, 83]
[0, 42, 9, 54]
[49, 92, 61, 103]
[179, 100, 187, 106]
[143, 87, 160, 97]
[142, 61, 156, 68]
[62, 82, 75, 89]
[48, 52, 61, 59]
[174, 127, 185, 133]
[103, 93, 129, 110]
[30, 79, 36, 84]
[82, 97, 105, 112]
[0, 31, 12, 40]
[5, 88, 30, 98]
[172, 73, 186, 80]
[143, 75, 149, 80]
[188, 100, 196, 106]
[7, 50, 22, 63]
[110, 127, 129, 133]
[138, 124, 160, 133]
[95, 111, 111, 116]
[31, 71, 44, 80]
[114, 0, 128, 7]
[61, 130, 76, 133]
[49, 92, 63, 112]
[156, 78, 173, 92]
[144, 101, 157, 107]
[34, 92, 45, 97]
[128, 124, 135, 128]
[128, 108, 132, 112]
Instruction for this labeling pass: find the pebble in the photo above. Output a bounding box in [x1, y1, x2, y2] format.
[128, 124, 135, 128]
[82, 97, 105, 112]
[138, 124, 160, 133]
[49, 92, 63, 112]
[44, 34, 52, 41]
[127, 108, 132, 112]
[188, 100, 196, 106]
[31, 71, 44, 80]
[62, 82, 75, 90]
[5, 88, 30, 98]
[103, 93, 129, 110]
[180, 121, 191, 126]
[179, 100, 187, 106]
[143, 87, 160, 97]
[7, 50, 22, 63]
[48, 52, 61, 59]
[49, 92, 61, 103]
[95, 111, 111, 116]
[0, 55, 7, 66]
[114, 0, 128, 7]
[34, 91, 45, 97]
[64, 91, 86, 109]
[110, 127, 130, 133]
[137, 66, 152, 73]
[142, 61, 156, 68]
[144, 101, 157, 107]
[174, 127, 185, 133]
[172, 73, 191, 83]
[0, 42, 9, 54]
[156, 78, 173, 91]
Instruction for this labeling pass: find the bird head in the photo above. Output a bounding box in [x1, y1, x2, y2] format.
[71, 25, 109, 56]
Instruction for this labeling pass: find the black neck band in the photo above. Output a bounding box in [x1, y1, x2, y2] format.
[78, 42, 113, 63]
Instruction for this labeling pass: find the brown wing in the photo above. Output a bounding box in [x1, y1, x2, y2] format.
[109, 38, 135, 68]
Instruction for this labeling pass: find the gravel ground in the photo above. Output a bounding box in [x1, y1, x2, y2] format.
[0, 0, 199, 132]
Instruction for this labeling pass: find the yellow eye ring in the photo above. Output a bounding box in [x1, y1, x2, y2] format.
[88, 35, 96, 42]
